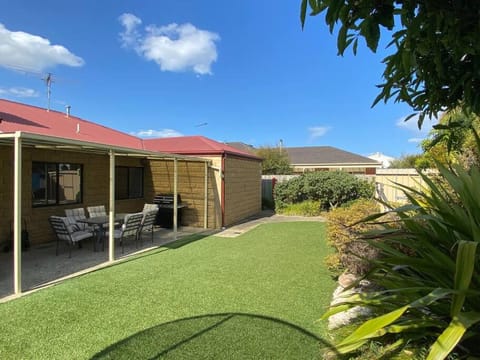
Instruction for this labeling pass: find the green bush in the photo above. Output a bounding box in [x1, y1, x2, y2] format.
[325, 199, 381, 276]
[274, 171, 374, 211]
[276, 200, 322, 216]
[323, 160, 480, 359]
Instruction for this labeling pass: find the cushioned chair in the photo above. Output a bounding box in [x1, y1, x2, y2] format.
[49, 216, 94, 257]
[139, 209, 158, 244]
[87, 205, 107, 218]
[65, 208, 92, 231]
[106, 212, 144, 253]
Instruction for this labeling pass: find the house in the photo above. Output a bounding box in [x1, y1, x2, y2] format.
[0, 99, 262, 294]
[0, 99, 261, 249]
[284, 146, 381, 174]
[144, 136, 262, 227]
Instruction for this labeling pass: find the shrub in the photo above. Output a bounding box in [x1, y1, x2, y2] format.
[276, 200, 322, 216]
[274, 171, 374, 211]
[323, 160, 480, 359]
[325, 199, 381, 276]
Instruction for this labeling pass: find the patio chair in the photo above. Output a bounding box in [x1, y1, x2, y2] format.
[49, 216, 94, 258]
[105, 212, 144, 253]
[139, 209, 158, 244]
[87, 205, 107, 218]
[65, 208, 92, 231]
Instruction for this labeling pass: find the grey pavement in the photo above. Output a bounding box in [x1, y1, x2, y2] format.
[215, 210, 325, 237]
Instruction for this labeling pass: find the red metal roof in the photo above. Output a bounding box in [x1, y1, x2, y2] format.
[0, 99, 260, 160]
[0, 99, 145, 150]
[144, 136, 261, 160]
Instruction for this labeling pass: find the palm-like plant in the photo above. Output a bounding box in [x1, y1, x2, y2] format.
[324, 160, 480, 359]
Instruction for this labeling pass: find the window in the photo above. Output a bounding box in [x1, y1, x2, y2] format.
[32, 162, 82, 207]
[115, 166, 144, 200]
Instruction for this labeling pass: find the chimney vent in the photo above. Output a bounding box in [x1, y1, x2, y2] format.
[65, 105, 71, 118]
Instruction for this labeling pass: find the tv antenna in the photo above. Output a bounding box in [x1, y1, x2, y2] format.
[43, 73, 54, 111]
[1, 64, 64, 111]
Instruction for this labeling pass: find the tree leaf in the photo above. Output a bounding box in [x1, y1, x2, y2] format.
[427, 312, 480, 360]
[337, 25, 348, 55]
[336, 305, 409, 353]
[450, 241, 477, 316]
[300, 0, 308, 28]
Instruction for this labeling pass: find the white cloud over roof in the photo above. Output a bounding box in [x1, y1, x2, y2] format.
[0, 23, 84, 72]
[131, 129, 183, 138]
[308, 126, 330, 140]
[119, 13, 220, 75]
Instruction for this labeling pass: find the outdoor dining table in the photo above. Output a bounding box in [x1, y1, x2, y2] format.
[77, 213, 129, 251]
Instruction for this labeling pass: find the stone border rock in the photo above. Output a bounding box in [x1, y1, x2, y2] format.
[327, 272, 372, 330]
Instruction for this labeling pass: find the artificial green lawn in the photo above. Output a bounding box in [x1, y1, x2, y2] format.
[0, 222, 335, 359]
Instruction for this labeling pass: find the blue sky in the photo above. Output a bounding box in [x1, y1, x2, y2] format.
[0, 0, 435, 158]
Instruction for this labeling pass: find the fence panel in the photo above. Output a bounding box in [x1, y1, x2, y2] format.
[375, 169, 436, 205]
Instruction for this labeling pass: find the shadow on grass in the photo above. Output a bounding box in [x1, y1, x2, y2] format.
[61, 234, 209, 285]
[161, 233, 209, 250]
[91, 312, 336, 359]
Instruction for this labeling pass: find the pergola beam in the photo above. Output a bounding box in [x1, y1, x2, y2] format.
[173, 158, 178, 238]
[13, 133, 22, 295]
[108, 150, 115, 262]
[204, 162, 208, 229]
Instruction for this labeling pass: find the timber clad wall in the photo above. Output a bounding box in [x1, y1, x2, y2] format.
[147, 159, 219, 229]
[0, 146, 217, 247]
[224, 156, 262, 226]
[0, 145, 262, 247]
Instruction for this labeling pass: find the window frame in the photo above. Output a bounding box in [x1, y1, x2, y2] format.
[32, 161, 83, 208]
[115, 166, 144, 200]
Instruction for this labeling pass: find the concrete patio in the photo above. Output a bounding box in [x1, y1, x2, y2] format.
[0, 226, 213, 301]
[0, 211, 325, 302]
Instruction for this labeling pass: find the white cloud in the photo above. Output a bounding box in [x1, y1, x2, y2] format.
[131, 129, 183, 138]
[396, 113, 439, 144]
[0, 87, 39, 98]
[118, 13, 142, 48]
[119, 13, 220, 75]
[396, 113, 437, 134]
[308, 126, 330, 140]
[0, 23, 84, 72]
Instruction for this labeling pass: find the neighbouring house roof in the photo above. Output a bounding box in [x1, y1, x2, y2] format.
[0, 99, 148, 150]
[285, 146, 381, 166]
[225, 142, 256, 155]
[144, 136, 261, 160]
